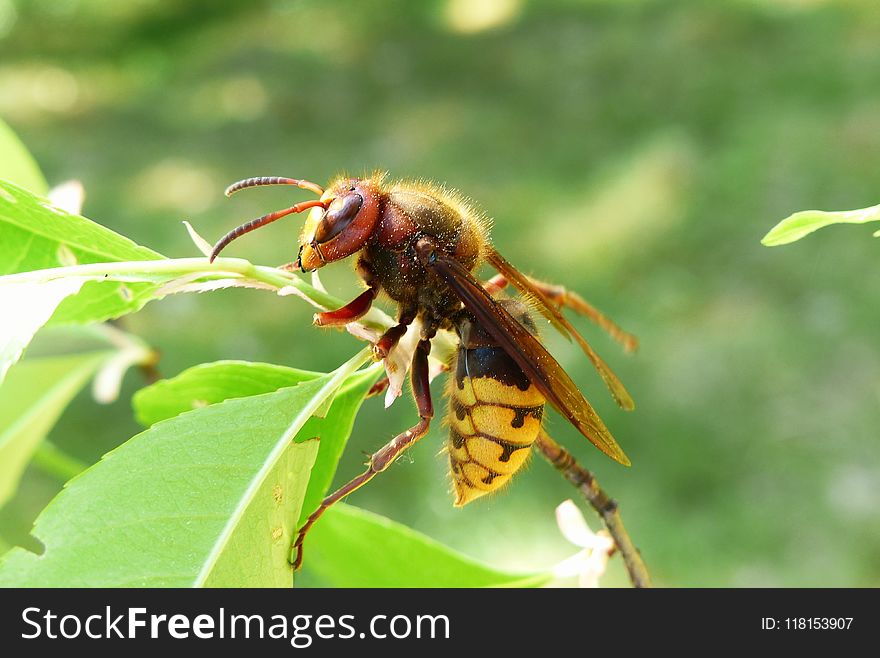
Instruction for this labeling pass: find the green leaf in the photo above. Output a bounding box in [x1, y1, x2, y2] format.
[0, 277, 87, 383]
[297, 368, 379, 524]
[201, 438, 319, 587]
[0, 180, 164, 318]
[762, 203, 880, 246]
[0, 254, 293, 390]
[0, 350, 369, 587]
[0, 182, 171, 383]
[131, 359, 381, 524]
[132, 361, 323, 427]
[0, 352, 111, 508]
[0, 119, 48, 195]
[302, 503, 552, 588]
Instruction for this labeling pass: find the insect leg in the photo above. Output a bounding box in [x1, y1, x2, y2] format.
[291, 338, 434, 571]
[314, 259, 380, 327]
[313, 286, 378, 326]
[366, 375, 391, 398]
[486, 274, 638, 353]
[373, 307, 417, 359]
[482, 273, 512, 296]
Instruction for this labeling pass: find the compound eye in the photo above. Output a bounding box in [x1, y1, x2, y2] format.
[314, 193, 363, 243]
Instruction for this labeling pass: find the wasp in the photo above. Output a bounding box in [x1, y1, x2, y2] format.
[210, 173, 638, 570]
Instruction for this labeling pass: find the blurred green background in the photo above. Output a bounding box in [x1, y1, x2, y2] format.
[2, 0, 879, 587]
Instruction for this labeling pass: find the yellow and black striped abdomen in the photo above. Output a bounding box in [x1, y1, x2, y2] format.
[448, 345, 545, 506]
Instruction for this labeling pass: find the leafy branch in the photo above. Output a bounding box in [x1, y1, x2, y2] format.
[537, 433, 651, 588]
[0, 179, 560, 588]
[0, 118, 647, 587]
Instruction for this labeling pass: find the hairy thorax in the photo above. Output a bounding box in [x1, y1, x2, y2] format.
[359, 181, 487, 326]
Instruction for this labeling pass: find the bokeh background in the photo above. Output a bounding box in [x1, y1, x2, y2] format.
[1, 0, 879, 587]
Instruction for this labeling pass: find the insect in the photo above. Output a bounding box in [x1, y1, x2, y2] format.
[210, 172, 638, 570]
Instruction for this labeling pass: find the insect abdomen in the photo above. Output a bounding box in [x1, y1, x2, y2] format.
[448, 345, 545, 506]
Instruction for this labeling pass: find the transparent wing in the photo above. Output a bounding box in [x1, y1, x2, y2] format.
[428, 250, 630, 466]
[486, 247, 635, 411]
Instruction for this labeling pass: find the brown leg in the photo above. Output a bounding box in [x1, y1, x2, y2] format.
[292, 338, 434, 570]
[535, 431, 651, 588]
[366, 376, 391, 398]
[482, 274, 507, 296]
[372, 308, 416, 359]
[313, 287, 378, 327]
[314, 258, 380, 327]
[486, 274, 638, 353]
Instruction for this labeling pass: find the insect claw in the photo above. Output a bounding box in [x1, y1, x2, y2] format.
[291, 544, 304, 572]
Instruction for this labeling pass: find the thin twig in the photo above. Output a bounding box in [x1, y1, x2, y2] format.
[536, 431, 652, 588]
